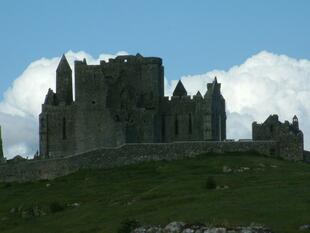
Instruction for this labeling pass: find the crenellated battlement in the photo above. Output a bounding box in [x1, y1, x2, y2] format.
[74, 54, 162, 75]
[105, 54, 162, 65]
[160, 94, 204, 106]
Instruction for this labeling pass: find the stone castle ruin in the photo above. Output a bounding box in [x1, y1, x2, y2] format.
[0, 53, 307, 182]
[39, 54, 226, 158]
[253, 114, 304, 161]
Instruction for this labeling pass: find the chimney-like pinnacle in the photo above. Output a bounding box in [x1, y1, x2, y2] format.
[173, 80, 187, 97]
[57, 54, 71, 72]
[196, 91, 202, 97]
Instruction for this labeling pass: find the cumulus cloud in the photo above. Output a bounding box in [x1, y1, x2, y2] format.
[0, 50, 127, 158]
[0, 112, 37, 157]
[1, 50, 310, 158]
[167, 51, 310, 148]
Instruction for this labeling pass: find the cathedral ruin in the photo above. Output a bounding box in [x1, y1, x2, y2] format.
[253, 115, 303, 161]
[0, 53, 306, 182]
[39, 54, 226, 158]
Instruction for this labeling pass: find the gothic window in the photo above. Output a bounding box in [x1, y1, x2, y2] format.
[62, 117, 67, 140]
[175, 115, 179, 136]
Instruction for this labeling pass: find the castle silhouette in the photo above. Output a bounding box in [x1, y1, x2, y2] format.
[39, 54, 226, 158]
[0, 53, 305, 182]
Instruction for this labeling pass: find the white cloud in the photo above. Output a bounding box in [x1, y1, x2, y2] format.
[0, 50, 128, 158]
[1, 50, 310, 158]
[0, 112, 37, 157]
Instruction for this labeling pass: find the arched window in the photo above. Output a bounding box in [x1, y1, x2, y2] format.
[62, 117, 67, 140]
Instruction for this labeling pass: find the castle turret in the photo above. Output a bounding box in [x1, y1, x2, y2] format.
[44, 88, 58, 105]
[0, 125, 5, 163]
[56, 55, 73, 105]
[205, 77, 221, 98]
[173, 80, 187, 96]
[203, 77, 226, 141]
[292, 115, 299, 130]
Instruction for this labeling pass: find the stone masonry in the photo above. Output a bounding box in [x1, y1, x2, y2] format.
[39, 54, 226, 158]
[0, 141, 276, 182]
[253, 114, 304, 161]
[0, 53, 306, 182]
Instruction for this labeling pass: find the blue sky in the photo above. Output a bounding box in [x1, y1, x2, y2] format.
[1, 0, 310, 98]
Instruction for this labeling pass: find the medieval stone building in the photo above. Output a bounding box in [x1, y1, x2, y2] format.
[252, 114, 304, 161]
[39, 54, 226, 158]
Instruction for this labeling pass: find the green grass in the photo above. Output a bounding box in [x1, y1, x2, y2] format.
[0, 152, 310, 233]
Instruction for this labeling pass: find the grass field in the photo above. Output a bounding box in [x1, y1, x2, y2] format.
[0, 153, 309, 233]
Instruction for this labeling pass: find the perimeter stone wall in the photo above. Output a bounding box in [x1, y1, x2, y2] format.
[0, 141, 277, 183]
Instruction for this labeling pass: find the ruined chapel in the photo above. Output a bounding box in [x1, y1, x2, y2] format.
[39, 54, 226, 158]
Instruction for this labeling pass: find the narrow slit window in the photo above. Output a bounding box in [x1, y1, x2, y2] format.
[175, 115, 179, 135]
[161, 115, 166, 140]
[270, 125, 273, 133]
[188, 113, 192, 134]
[62, 117, 67, 140]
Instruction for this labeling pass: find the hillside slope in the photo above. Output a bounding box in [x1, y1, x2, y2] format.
[0, 153, 309, 233]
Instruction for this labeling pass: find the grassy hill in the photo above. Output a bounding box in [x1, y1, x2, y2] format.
[0, 152, 310, 233]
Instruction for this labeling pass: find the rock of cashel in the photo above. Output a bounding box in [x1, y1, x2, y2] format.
[0, 53, 307, 182]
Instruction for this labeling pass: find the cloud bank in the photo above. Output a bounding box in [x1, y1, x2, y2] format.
[1, 50, 310, 158]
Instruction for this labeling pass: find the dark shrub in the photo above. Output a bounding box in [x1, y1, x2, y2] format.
[206, 176, 216, 190]
[3, 182, 12, 188]
[117, 219, 140, 233]
[49, 202, 65, 213]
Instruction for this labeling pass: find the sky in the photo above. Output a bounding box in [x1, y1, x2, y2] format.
[0, 0, 310, 158]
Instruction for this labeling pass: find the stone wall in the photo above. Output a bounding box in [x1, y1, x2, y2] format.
[0, 141, 276, 183]
[159, 78, 226, 143]
[304, 150, 310, 163]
